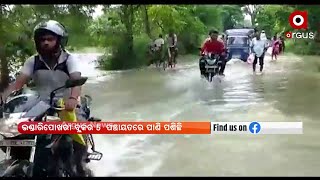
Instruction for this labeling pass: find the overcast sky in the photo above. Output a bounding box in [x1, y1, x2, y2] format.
[92, 5, 104, 19]
[92, 5, 121, 19]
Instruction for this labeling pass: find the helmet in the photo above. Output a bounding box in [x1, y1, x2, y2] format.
[33, 20, 68, 55]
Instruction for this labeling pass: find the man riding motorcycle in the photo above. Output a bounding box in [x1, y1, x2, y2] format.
[0, 20, 89, 177]
[199, 30, 227, 76]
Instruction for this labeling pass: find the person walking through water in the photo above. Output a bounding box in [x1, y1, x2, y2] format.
[154, 34, 165, 51]
[153, 34, 165, 66]
[279, 36, 285, 54]
[167, 29, 178, 68]
[271, 35, 281, 60]
[251, 32, 268, 74]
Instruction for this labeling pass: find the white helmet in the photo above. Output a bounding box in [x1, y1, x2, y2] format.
[33, 20, 68, 49]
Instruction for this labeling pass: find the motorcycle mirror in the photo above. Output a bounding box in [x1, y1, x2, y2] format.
[0, 108, 3, 119]
[65, 77, 88, 88]
[84, 95, 92, 105]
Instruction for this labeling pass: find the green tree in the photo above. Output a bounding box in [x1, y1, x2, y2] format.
[220, 5, 244, 31]
[0, 5, 96, 88]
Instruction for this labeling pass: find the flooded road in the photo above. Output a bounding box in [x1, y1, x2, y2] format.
[77, 52, 320, 176]
[2, 52, 320, 176]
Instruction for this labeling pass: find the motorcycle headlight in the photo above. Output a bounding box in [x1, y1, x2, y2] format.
[207, 59, 216, 65]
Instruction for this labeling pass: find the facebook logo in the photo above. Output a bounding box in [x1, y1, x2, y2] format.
[249, 122, 261, 134]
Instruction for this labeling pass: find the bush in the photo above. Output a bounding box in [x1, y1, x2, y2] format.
[133, 34, 153, 66]
[178, 32, 202, 55]
[286, 39, 320, 56]
[98, 32, 207, 71]
[98, 34, 152, 70]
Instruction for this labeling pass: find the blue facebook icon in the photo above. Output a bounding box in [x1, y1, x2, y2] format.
[249, 122, 261, 134]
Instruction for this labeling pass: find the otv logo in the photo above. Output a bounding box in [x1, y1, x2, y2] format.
[288, 10, 308, 29]
[249, 122, 261, 134]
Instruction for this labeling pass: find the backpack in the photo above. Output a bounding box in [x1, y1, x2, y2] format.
[33, 53, 70, 76]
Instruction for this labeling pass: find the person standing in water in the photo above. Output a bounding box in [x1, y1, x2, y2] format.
[271, 35, 281, 60]
[251, 32, 268, 74]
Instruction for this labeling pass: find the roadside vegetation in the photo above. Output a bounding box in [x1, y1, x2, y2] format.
[0, 4, 319, 90]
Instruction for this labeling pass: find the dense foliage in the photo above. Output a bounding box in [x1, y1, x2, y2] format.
[0, 4, 319, 89]
[0, 5, 95, 90]
[255, 5, 320, 55]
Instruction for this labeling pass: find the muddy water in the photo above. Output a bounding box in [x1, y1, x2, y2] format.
[2, 52, 320, 176]
[80, 53, 320, 176]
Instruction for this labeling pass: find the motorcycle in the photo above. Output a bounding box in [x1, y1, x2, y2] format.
[199, 53, 223, 82]
[2, 88, 92, 121]
[0, 77, 103, 177]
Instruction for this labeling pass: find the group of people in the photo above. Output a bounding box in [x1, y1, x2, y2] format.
[150, 28, 285, 75]
[198, 28, 286, 76]
[148, 29, 178, 67]
[271, 35, 285, 61]
[250, 30, 286, 73]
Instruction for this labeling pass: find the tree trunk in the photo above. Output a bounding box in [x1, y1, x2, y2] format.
[0, 6, 9, 91]
[143, 5, 152, 38]
[243, 5, 259, 27]
[120, 5, 135, 56]
[0, 47, 9, 91]
[315, 31, 320, 43]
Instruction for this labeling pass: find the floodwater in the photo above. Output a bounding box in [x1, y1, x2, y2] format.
[2, 51, 320, 176]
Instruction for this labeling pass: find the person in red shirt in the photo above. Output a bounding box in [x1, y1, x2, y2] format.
[199, 30, 227, 76]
